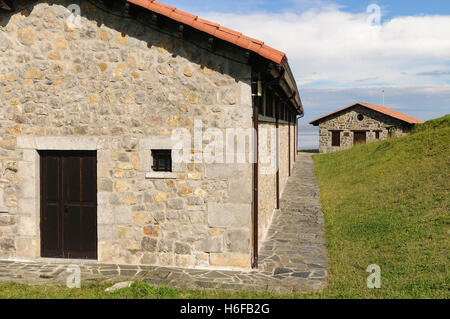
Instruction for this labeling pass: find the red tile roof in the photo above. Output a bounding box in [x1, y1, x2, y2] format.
[127, 0, 287, 64]
[309, 102, 424, 125]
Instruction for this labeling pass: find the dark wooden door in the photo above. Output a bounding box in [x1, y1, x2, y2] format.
[353, 131, 367, 145]
[40, 151, 97, 259]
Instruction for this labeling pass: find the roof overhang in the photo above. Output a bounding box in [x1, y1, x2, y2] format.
[281, 60, 303, 115]
[127, 0, 302, 115]
[267, 60, 303, 115]
[127, 0, 286, 64]
[0, 0, 14, 11]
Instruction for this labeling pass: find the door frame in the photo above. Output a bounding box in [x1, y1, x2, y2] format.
[40, 150, 98, 259]
[15, 136, 99, 260]
[352, 130, 368, 145]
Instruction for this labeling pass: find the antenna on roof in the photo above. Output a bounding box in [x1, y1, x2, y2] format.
[382, 89, 385, 106]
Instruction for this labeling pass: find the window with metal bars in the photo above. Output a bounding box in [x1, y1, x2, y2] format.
[151, 150, 172, 172]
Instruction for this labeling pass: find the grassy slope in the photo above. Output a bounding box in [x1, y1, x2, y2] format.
[1, 116, 448, 299]
[312, 115, 449, 298]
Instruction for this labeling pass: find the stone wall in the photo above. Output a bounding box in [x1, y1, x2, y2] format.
[290, 122, 295, 172]
[318, 105, 412, 153]
[279, 124, 290, 195]
[256, 120, 297, 249]
[257, 122, 276, 245]
[0, 1, 253, 269]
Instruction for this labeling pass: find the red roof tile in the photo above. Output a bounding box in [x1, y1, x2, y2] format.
[127, 0, 287, 64]
[309, 102, 424, 125]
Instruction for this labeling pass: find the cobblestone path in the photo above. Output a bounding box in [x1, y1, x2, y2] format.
[0, 153, 328, 294]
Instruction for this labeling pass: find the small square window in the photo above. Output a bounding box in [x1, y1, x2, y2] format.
[152, 150, 172, 172]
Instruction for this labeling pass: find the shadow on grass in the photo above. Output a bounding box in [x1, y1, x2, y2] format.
[298, 149, 319, 153]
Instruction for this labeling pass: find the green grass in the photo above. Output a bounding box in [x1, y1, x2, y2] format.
[412, 114, 450, 133]
[1, 116, 448, 299]
[311, 115, 449, 298]
[0, 281, 287, 299]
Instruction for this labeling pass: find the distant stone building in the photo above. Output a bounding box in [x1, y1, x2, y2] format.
[0, 0, 302, 270]
[309, 102, 423, 153]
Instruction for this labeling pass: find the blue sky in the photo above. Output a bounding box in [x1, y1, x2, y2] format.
[165, 1, 450, 148]
[169, 0, 450, 17]
[331, 0, 450, 17]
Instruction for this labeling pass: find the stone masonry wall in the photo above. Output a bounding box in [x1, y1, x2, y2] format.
[257, 122, 276, 246]
[256, 120, 297, 248]
[0, 1, 253, 269]
[290, 122, 295, 172]
[279, 124, 290, 195]
[318, 105, 412, 153]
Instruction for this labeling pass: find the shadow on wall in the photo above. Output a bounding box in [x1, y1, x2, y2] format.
[0, 0, 245, 82]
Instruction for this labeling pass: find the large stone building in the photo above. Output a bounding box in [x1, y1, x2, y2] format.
[310, 102, 423, 153]
[0, 0, 302, 270]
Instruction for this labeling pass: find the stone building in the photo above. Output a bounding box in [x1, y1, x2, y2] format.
[310, 102, 423, 153]
[0, 0, 302, 270]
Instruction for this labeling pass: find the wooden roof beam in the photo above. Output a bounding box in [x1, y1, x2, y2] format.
[0, 0, 15, 11]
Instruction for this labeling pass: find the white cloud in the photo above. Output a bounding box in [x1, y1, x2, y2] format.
[198, 8, 450, 88]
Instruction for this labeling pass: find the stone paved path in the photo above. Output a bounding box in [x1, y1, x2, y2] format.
[0, 153, 328, 294]
[258, 153, 329, 286]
